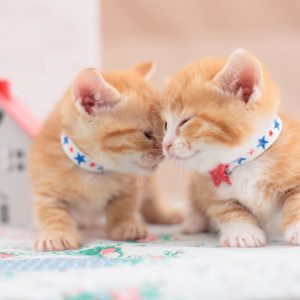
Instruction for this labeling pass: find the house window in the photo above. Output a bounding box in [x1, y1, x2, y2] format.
[0, 191, 9, 224]
[0, 110, 3, 125]
[0, 148, 26, 172]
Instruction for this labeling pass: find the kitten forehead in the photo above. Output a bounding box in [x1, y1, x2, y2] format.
[164, 110, 180, 124]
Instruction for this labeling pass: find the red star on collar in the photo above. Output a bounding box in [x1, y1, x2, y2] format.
[248, 149, 254, 155]
[268, 130, 274, 137]
[209, 164, 232, 187]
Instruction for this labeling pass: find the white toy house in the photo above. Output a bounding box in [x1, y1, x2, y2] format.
[0, 1, 101, 227]
[0, 80, 40, 227]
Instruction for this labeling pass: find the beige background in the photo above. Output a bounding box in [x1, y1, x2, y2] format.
[103, 0, 300, 202]
[103, 0, 300, 116]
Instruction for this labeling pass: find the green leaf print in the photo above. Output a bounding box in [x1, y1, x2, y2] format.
[79, 246, 123, 258]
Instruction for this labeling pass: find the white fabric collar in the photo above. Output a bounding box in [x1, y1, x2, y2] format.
[61, 133, 105, 173]
[209, 116, 282, 187]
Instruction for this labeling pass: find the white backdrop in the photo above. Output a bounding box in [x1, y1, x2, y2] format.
[0, 0, 101, 121]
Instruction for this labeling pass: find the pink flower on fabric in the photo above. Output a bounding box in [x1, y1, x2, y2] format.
[100, 247, 121, 258]
[0, 253, 13, 258]
[138, 234, 159, 243]
[111, 287, 141, 300]
[101, 248, 116, 255]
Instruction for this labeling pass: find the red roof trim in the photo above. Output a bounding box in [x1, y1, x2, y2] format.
[0, 80, 40, 138]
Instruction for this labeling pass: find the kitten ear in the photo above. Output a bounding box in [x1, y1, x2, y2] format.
[130, 61, 156, 80]
[213, 49, 263, 104]
[72, 68, 123, 116]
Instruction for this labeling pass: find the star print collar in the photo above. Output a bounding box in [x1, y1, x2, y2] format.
[61, 133, 104, 173]
[209, 116, 282, 187]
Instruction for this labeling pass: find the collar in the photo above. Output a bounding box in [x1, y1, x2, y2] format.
[209, 116, 282, 187]
[61, 133, 105, 173]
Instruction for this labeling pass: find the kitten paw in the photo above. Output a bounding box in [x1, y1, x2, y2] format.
[34, 231, 80, 251]
[181, 214, 207, 234]
[285, 223, 300, 245]
[107, 221, 147, 241]
[220, 223, 266, 248]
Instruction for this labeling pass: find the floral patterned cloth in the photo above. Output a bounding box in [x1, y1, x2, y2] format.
[0, 225, 299, 299]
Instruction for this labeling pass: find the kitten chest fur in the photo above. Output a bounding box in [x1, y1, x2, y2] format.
[69, 170, 135, 213]
[214, 155, 281, 221]
[69, 172, 126, 226]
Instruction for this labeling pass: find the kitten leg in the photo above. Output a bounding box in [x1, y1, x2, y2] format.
[141, 198, 184, 225]
[209, 200, 266, 247]
[139, 176, 183, 225]
[181, 210, 208, 234]
[282, 188, 300, 245]
[106, 194, 147, 241]
[34, 196, 80, 251]
[185, 173, 217, 233]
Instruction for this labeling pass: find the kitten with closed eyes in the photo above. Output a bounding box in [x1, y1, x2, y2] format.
[162, 49, 300, 247]
[30, 62, 167, 251]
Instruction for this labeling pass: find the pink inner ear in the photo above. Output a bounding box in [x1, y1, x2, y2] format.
[241, 86, 253, 103]
[215, 50, 262, 104]
[73, 69, 122, 116]
[82, 95, 96, 115]
[75, 84, 98, 115]
[233, 74, 257, 103]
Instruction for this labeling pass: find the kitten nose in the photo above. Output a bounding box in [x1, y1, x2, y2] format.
[163, 142, 172, 151]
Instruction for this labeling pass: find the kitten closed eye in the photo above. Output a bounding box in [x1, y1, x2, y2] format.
[143, 131, 154, 140]
[179, 117, 192, 127]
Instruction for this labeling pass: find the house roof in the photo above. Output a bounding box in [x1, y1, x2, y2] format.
[0, 80, 40, 138]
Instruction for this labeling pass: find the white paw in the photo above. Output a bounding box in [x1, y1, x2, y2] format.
[285, 223, 300, 245]
[220, 223, 266, 248]
[181, 214, 207, 234]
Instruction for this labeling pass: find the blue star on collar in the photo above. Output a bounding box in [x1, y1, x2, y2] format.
[235, 157, 247, 165]
[63, 136, 69, 145]
[74, 152, 86, 165]
[257, 136, 269, 150]
[274, 119, 280, 130]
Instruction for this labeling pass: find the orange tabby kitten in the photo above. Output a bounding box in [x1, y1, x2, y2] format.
[162, 49, 300, 247]
[30, 62, 165, 251]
